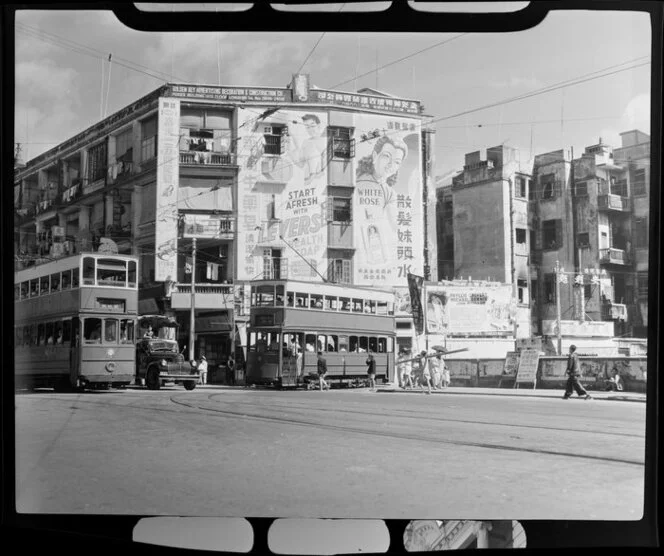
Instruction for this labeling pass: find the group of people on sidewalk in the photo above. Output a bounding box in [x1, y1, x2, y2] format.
[190, 354, 236, 386]
[397, 348, 450, 394]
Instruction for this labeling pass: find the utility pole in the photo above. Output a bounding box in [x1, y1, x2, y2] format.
[189, 237, 196, 360]
[555, 259, 563, 355]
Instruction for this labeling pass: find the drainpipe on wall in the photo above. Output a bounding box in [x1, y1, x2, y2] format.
[507, 177, 518, 341]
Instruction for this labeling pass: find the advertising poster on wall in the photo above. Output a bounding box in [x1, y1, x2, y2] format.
[425, 283, 514, 336]
[235, 108, 329, 281]
[155, 98, 180, 282]
[353, 114, 423, 287]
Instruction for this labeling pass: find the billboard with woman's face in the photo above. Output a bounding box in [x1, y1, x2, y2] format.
[353, 115, 423, 287]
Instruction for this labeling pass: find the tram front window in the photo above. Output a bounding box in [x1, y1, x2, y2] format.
[104, 319, 119, 343]
[84, 318, 102, 344]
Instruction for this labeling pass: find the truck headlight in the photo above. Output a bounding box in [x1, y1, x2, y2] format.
[160, 359, 167, 367]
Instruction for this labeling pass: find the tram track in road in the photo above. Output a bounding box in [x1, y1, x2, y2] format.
[180, 391, 646, 440]
[167, 392, 645, 467]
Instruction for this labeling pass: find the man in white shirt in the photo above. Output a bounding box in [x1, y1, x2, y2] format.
[198, 355, 208, 385]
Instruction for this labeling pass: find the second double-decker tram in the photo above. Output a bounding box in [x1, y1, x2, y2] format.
[245, 280, 396, 388]
[14, 253, 139, 391]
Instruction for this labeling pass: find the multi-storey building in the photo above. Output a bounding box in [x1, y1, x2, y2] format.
[436, 131, 650, 349]
[435, 145, 533, 338]
[14, 74, 433, 371]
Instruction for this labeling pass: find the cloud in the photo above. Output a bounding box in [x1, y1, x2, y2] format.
[622, 93, 650, 132]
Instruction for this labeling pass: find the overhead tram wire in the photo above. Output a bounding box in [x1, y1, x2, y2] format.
[295, 2, 347, 75]
[15, 23, 188, 83]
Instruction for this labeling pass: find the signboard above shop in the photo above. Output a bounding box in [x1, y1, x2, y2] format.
[165, 77, 422, 116]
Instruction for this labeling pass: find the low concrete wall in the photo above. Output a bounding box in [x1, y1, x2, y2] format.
[445, 357, 647, 393]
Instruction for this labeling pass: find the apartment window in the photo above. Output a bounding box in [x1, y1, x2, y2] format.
[633, 168, 646, 197]
[328, 259, 352, 284]
[517, 279, 528, 304]
[180, 107, 232, 152]
[610, 176, 627, 197]
[515, 176, 527, 198]
[542, 219, 562, 250]
[328, 197, 352, 222]
[87, 141, 108, 183]
[515, 228, 526, 245]
[540, 174, 557, 200]
[263, 125, 286, 155]
[577, 232, 590, 249]
[443, 200, 453, 218]
[584, 284, 593, 299]
[634, 217, 648, 248]
[530, 230, 536, 252]
[115, 128, 134, 162]
[544, 273, 556, 303]
[328, 127, 355, 159]
[141, 117, 157, 161]
[574, 181, 588, 197]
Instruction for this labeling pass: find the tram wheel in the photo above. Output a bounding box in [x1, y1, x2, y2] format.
[146, 369, 161, 390]
[183, 381, 196, 391]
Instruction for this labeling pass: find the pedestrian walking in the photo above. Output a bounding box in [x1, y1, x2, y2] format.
[442, 357, 451, 388]
[398, 348, 414, 389]
[563, 345, 591, 399]
[430, 354, 442, 389]
[366, 351, 377, 391]
[198, 355, 208, 385]
[317, 351, 330, 391]
[419, 350, 432, 394]
[226, 354, 236, 386]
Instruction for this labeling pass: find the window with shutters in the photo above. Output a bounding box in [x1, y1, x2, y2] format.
[515, 176, 527, 198]
[115, 128, 134, 162]
[328, 127, 355, 159]
[633, 168, 646, 196]
[516, 228, 526, 244]
[87, 141, 108, 183]
[141, 116, 157, 162]
[637, 272, 648, 298]
[263, 125, 286, 155]
[328, 197, 352, 223]
[542, 219, 562, 250]
[517, 279, 528, 305]
[328, 259, 352, 284]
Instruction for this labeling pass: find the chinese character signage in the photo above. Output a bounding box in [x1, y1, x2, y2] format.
[407, 273, 424, 335]
[155, 98, 180, 282]
[353, 114, 423, 286]
[312, 89, 421, 115]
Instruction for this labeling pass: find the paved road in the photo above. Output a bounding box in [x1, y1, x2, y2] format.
[14, 385, 646, 520]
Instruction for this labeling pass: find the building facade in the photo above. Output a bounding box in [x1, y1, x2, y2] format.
[436, 131, 650, 348]
[14, 75, 433, 373]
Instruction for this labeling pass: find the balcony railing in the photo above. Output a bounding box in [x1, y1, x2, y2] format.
[169, 283, 234, 311]
[180, 151, 236, 166]
[597, 194, 629, 212]
[599, 247, 629, 265]
[174, 283, 233, 295]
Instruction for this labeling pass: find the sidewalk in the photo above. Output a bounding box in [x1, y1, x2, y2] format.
[376, 384, 647, 403]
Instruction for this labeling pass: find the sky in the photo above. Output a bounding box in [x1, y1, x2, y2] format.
[13, 4, 652, 183]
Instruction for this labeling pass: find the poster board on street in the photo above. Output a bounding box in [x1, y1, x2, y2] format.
[515, 349, 539, 389]
[504, 351, 520, 375]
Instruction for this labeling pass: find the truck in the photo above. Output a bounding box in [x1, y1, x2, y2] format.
[136, 315, 199, 390]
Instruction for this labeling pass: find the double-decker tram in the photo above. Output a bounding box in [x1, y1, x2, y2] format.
[245, 280, 396, 388]
[14, 253, 139, 391]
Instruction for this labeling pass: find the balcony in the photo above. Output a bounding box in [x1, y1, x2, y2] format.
[597, 194, 629, 212]
[180, 151, 236, 167]
[602, 301, 628, 321]
[599, 247, 629, 266]
[170, 283, 234, 310]
[327, 222, 353, 248]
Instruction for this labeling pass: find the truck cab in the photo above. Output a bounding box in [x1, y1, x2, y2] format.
[136, 315, 199, 390]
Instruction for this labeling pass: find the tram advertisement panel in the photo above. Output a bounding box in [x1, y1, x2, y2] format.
[353, 114, 423, 287]
[236, 108, 329, 281]
[425, 283, 514, 336]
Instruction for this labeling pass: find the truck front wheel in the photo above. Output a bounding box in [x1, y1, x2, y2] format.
[184, 381, 196, 391]
[146, 368, 161, 390]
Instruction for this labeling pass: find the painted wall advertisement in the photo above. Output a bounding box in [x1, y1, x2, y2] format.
[425, 283, 514, 336]
[155, 98, 180, 282]
[236, 108, 329, 281]
[353, 114, 423, 286]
